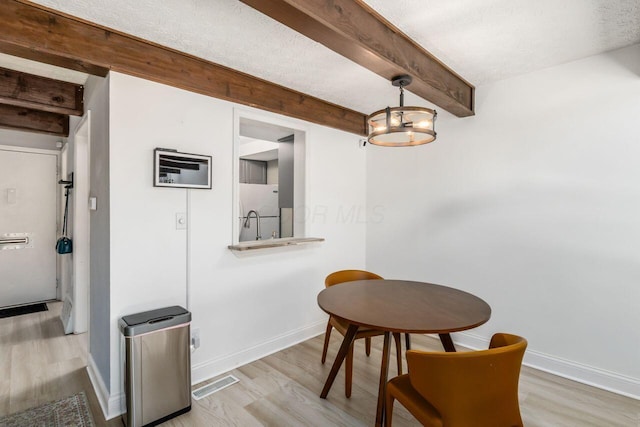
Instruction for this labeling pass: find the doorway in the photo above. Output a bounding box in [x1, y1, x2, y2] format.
[58, 112, 91, 336]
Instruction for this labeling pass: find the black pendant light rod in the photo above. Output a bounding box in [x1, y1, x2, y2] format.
[392, 75, 412, 108]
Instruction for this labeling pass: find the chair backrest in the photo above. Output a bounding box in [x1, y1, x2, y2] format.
[406, 333, 527, 427]
[324, 270, 383, 288]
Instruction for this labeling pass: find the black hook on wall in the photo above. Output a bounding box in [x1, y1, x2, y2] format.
[58, 172, 74, 189]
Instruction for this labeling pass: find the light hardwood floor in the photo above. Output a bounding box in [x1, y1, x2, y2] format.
[0, 302, 113, 426]
[1, 302, 638, 426]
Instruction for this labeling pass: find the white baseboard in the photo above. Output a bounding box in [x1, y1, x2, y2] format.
[86, 354, 124, 420]
[454, 332, 640, 400]
[191, 320, 326, 385]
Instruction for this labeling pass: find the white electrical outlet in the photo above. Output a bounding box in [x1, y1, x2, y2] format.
[191, 328, 200, 351]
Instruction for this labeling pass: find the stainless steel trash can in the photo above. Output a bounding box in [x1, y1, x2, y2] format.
[119, 306, 191, 427]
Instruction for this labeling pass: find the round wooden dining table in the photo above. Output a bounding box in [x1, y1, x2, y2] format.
[317, 280, 491, 427]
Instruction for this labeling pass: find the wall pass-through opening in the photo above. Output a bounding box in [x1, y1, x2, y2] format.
[234, 114, 306, 244]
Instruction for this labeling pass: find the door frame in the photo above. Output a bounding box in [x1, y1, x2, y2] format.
[72, 111, 91, 336]
[58, 142, 69, 301]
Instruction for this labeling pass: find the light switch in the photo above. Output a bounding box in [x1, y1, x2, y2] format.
[176, 213, 187, 230]
[7, 188, 16, 204]
[89, 197, 97, 211]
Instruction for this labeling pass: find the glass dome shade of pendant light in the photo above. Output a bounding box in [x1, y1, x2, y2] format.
[367, 106, 437, 147]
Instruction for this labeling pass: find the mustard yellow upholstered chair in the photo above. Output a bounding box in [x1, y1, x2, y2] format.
[385, 333, 527, 427]
[322, 270, 403, 398]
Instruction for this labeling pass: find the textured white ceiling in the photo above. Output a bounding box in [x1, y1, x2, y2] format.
[8, 0, 640, 116]
[364, 0, 640, 85]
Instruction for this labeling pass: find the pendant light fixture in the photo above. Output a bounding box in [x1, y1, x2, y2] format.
[366, 75, 437, 147]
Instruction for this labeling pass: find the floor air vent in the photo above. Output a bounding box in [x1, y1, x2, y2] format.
[192, 375, 239, 400]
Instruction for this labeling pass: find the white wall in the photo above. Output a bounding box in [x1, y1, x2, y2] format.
[366, 44, 640, 398]
[106, 72, 367, 410]
[84, 75, 112, 398]
[0, 128, 61, 150]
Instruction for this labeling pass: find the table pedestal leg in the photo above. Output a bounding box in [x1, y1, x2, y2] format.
[439, 333, 456, 352]
[375, 332, 392, 427]
[320, 323, 359, 398]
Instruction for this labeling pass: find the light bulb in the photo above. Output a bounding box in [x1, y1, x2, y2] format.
[415, 120, 432, 129]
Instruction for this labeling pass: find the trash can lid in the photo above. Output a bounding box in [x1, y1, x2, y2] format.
[119, 305, 191, 336]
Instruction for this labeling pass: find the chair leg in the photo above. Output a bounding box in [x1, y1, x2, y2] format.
[345, 343, 354, 398]
[392, 333, 402, 375]
[385, 389, 395, 427]
[321, 320, 332, 364]
[365, 337, 371, 356]
[405, 333, 411, 350]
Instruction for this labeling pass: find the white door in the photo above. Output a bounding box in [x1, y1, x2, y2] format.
[0, 148, 58, 307]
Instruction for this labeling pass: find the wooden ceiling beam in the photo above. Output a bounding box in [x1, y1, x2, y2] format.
[240, 0, 475, 117]
[0, 67, 83, 116]
[0, 103, 69, 136]
[0, 0, 367, 135]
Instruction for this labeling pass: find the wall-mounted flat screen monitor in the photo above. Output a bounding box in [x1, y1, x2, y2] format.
[154, 149, 212, 189]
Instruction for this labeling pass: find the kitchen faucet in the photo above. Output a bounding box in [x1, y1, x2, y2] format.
[243, 210, 261, 240]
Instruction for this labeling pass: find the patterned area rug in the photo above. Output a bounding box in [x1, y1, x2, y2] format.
[0, 392, 95, 427]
